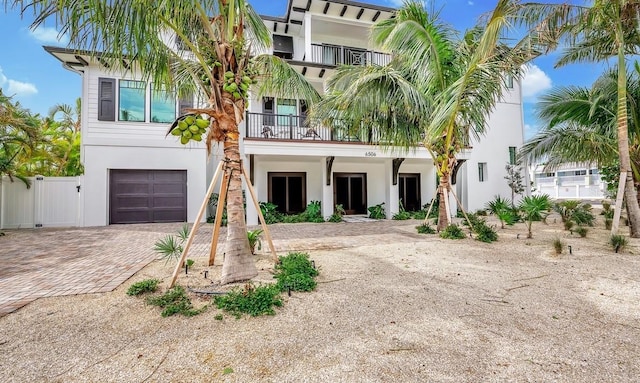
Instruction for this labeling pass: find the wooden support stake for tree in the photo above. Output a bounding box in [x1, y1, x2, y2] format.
[169, 161, 223, 288]
[242, 165, 278, 264]
[611, 171, 626, 235]
[450, 187, 473, 235]
[423, 186, 439, 225]
[208, 170, 231, 266]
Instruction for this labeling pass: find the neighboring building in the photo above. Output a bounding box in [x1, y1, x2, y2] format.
[46, 0, 527, 227]
[531, 163, 606, 200]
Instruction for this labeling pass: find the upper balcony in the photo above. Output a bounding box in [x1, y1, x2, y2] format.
[245, 112, 378, 143]
[309, 43, 391, 66]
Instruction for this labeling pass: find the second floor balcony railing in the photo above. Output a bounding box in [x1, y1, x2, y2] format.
[310, 43, 391, 66]
[245, 112, 379, 143]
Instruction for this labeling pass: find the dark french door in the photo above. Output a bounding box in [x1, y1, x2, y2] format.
[399, 173, 421, 211]
[333, 173, 367, 215]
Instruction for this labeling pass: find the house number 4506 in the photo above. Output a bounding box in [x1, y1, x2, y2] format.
[365, 151, 377, 157]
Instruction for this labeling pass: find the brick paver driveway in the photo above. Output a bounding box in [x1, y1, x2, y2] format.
[0, 220, 421, 316]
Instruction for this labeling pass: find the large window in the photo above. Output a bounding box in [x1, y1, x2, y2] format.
[151, 88, 176, 123]
[119, 80, 146, 122]
[478, 162, 487, 182]
[268, 172, 306, 214]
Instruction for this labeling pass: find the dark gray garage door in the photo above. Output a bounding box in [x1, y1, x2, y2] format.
[109, 170, 187, 224]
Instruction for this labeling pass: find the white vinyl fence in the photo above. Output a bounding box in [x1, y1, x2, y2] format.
[0, 176, 81, 229]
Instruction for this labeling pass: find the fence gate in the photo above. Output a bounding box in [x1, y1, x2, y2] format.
[0, 176, 81, 229]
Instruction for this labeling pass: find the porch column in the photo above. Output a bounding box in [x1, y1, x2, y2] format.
[385, 159, 399, 218]
[321, 157, 334, 219]
[304, 13, 312, 62]
[245, 155, 259, 226]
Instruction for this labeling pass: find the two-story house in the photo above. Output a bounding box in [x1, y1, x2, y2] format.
[45, 0, 526, 227]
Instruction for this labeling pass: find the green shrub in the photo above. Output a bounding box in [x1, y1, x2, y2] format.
[259, 202, 282, 224]
[553, 237, 563, 254]
[605, 218, 613, 230]
[410, 210, 427, 220]
[476, 209, 488, 216]
[127, 279, 160, 296]
[564, 220, 574, 231]
[392, 211, 412, 220]
[274, 252, 318, 292]
[610, 234, 628, 252]
[214, 283, 283, 318]
[575, 226, 588, 238]
[368, 202, 386, 219]
[146, 286, 205, 317]
[440, 224, 466, 239]
[416, 223, 436, 234]
[327, 204, 345, 223]
[473, 221, 498, 243]
[303, 201, 325, 223]
[486, 195, 518, 228]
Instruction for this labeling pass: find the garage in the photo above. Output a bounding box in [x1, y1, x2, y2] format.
[109, 169, 187, 224]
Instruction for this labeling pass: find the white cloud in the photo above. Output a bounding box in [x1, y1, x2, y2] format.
[521, 64, 552, 101]
[29, 26, 69, 45]
[0, 67, 38, 97]
[468, 1, 475, 5]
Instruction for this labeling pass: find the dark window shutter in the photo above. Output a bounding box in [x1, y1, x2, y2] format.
[98, 78, 116, 121]
[178, 94, 193, 116]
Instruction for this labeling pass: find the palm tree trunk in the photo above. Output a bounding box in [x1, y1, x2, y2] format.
[614, 34, 640, 237]
[220, 119, 257, 284]
[437, 175, 451, 231]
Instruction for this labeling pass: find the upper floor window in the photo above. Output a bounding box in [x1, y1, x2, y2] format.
[478, 162, 487, 182]
[119, 80, 146, 122]
[506, 75, 514, 89]
[509, 146, 517, 165]
[151, 88, 176, 123]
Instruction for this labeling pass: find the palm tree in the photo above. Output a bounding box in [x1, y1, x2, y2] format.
[312, 0, 539, 230]
[8, 0, 319, 283]
[48, 99, 83, 176]
[522, 0, 640, 236]
[0, 89, 38, 187]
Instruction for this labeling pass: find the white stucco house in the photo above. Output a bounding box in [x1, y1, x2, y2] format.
[531, 162, 606, 200]
[44, 0, 527, 227]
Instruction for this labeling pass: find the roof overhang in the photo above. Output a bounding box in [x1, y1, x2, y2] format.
[261, 0, 395, 35]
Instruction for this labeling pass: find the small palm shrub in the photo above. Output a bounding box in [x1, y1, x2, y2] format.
[552, 238, 563, 254]
[519, 195, 552, 238]
[554, 200, 595, 229]
[153, 224, 190, 264]
[610, 234, 628, 253]
[440, 224, 466, 239]
[575, 226, 588, 238]
[247, 229, 263, 255]
[486, 195, 518, 228]
[605, 218, 613, 230]
[303, 201, 324, 223]
[416, 223, 436, 234]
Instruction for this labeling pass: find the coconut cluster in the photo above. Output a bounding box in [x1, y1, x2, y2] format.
[170, 114, 209, 144]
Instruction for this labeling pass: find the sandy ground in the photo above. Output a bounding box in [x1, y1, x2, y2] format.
[1, 216, 639, 382]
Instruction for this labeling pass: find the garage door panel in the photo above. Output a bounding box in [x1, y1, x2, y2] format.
[110, 170, 187, 224]
[152, 183, 184, 194]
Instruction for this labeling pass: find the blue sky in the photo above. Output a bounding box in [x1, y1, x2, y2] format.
[0, 0, 607, 138]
